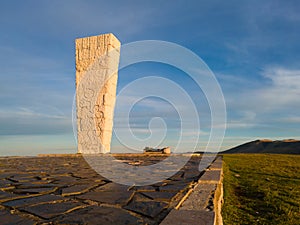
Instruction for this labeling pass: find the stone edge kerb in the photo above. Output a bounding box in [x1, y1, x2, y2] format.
[160, 155, 224, 225]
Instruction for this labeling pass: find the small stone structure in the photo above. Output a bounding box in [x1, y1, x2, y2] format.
[75, 33, 120, 153]
[143, 147, 171, 154]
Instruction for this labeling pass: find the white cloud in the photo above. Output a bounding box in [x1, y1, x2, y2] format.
[258, 68, 300, 108]
[219, 67, 300, 133]
[0, 107, 66, 120]
[226, 68, 300, 111]
[281, 116, 300, 123]
[263, 68, 300, 87]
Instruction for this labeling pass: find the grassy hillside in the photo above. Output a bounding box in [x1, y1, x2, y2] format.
[222, 139, 300, 154]
[222, 154, 300, 225]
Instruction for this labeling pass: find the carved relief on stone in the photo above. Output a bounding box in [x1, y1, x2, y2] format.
[75, 33, 120, 154]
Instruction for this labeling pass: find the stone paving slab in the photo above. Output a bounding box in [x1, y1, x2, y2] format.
[0, 191, 19, 202]
[180, 183, 216, 210]
[0, 154, 213, 224]
[124, 198, 168, 218]
[76, 189, 135, 205]
[199, 170, 222, 184]
[0, 207, 36, 225]
[141, 191, 178, 201]
[20, 200, 84, 219]
[56, 205, 145, 225]
[160, 210, 215, 225]
[2, 194, 64, 207]
[198, 157, 223, 184]
[208, 158, 223, 170]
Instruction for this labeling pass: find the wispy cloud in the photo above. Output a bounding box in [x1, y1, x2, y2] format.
[257, 68, 300, 109]
[222, 67, 300, 135]
[281, 116, 300, 123]
[0, 106, 72, 135]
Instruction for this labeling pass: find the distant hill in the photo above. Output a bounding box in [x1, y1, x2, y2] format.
[222, 139, 300, 154]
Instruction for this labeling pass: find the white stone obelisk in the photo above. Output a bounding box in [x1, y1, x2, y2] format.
[75, 33, 120, 153]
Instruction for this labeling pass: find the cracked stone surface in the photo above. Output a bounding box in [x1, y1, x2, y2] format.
[0, 155, 209, 224]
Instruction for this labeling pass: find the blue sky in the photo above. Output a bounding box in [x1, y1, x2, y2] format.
[0, 0, 300, 155]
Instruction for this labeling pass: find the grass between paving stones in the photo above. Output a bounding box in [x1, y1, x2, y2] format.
[222, 154, 300, 225]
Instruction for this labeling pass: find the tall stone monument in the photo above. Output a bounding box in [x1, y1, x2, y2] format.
[75, 33, 120, 153]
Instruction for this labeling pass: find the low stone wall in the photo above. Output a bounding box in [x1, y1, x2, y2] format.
[160, 156, 223, 225]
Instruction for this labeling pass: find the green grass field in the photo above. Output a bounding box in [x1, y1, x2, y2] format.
[222, 154, 300, 225]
